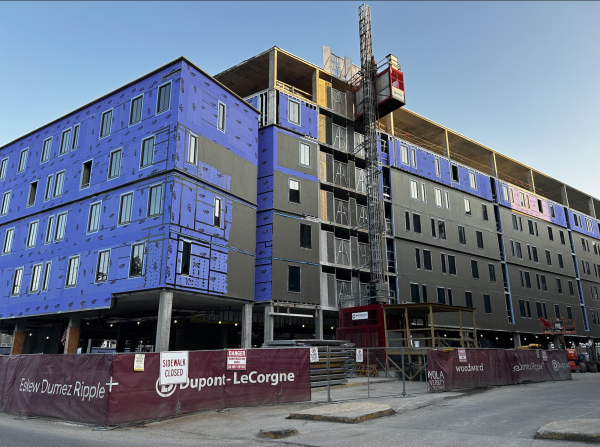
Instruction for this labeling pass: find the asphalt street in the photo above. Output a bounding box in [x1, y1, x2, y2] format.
[1, 373, 599, 446]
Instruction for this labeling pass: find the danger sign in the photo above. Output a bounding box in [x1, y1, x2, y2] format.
[227, 350, 247, 370]
[458, 349, 467, 363]
[309, 347, 320, 363]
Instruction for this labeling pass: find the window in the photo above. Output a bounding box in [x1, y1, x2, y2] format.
[41, 138, 52, 163]
[554, 305, 560, 318]
[17, 149, 28, 173]
[519, 270, 524, 287]
[482, 204, 488, 221]
[440, 254, 447, 273]
[100, 110, 112, 138]
[515, 242, 522, 259]
[444, 191, 450, 209]
[1, 191, 10, 215]
[422, 285, 428, 303]
[519, 192, 526, 207]
[129, 243, 145, 277]
[545, 250, 552, 266]
[435, 158, 441, 177]
[96, 250, 111, 282]
[11, 268, 23, 296]
[535, 274, 540, 290]
[72, 124, 80, 150]
[423, 250, 432, 271]
[519, 300, 526, 318]
[476, 231, 484, 249]
[410, 283, 420, 303]
[532, 246, 538, 263]
[567, 306, 573, 320]
[300, 224, 312, 249]
[524, 271, 531, 288]
[458, 226, 466, 245]
[543, 303, 548, 319]
[59, 128, 71, 155]
[550, 204, 556, 218]
[3, 228, 14, 254]
[534, 222, 539, 236]
[404, 211, 410, 231]
[218, 101, 226, 131]
[471, 260, 479, 279]
[437, 287, 446, 304]
[42, 262, 51, 291]
[53, 171, 65, 198]
[30, 264, 42, 293]
[446, 255, 456, 275]
[400, 145, 409, 165]
[484, 295, 491, 313]
[181, 242, 192, 275]
[54, 212, 67, 241]
[502, 184, 510, 202]
[213, 197, 222, 227]
[510, 240, 515, 257]
[469, 172, 477, 189]
[299, 142, 310, 167]
[130, 95, 143, 125]
[464, 198, 471, 216]
[148, 184, 163, 216]
[108, 149, 122, 179]
[558, 253, 564, 268]
[289, 179, 300, 203]
[26, 181, 38, 207]
[65, 256, 80, 287]
[556, 278, 563, 294]
[413, 214, 422, 234]
[528, 220, 534, 235]
[415, 248, 421, 269]
[541, 274, 547, 291]
[547, 226, 553, 241]
[288, 99, 300, 125]
[489, 264, 496, 282]
[288, 265, 300, 292]
[512, 215, 518, 230]
[140, 136, 155, 168]
[559, 230, 565, 245]
[45, 216, 55, 244]
[465, 291, 473, 307]
[420, 183, 427, 203]
[0, 158, 7, 180]
[592, 286, 599, 300]
[118, 193, 133, 225]
[434, 188, 442, 207]
[451, 165, 459, 183]
[87, 202, 101, 233]
[582, 238, 587, 251]
[81, 160, 92, 189]
[26, 221, 38, 248]
[157, 82, 172, 114]
[449, 288, 455, 304]
[536, 302, 543, 318]
[410, 180, 418, 200]
[44, 175, 53, 201]
[410, 148, 417, 168]
[438, 220, 447, 240]
[526, 301, 532, 318]
[430, 217, 436, 238]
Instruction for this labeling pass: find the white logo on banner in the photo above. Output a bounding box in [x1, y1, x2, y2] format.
[356, 349, 363, 363]
[309, 348, 320, 363]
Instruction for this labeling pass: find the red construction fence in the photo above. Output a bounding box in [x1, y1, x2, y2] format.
[0, 348, 311, 425]
[427, 349, 572, 392]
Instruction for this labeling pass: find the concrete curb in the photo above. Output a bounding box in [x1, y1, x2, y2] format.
[288, 403, 395, 424]
[536, 419, 600, 443]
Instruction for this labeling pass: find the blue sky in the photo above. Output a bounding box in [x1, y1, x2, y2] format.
[1, 1, 599, 198]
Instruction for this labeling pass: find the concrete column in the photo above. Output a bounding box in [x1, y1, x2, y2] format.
[64, 314, 81, 354]
[561, 185, 570, 208]
[241, 303, 253, 349]
[490, 153, 498, 178]
[268, 49, 277, 89]
[588, 198, 596, 218]
[155, 290, 173, 352]
[527, 170, 535, 193]
[513, 333, 522, 348]
[552, 335, 561, 349]
[441, 129, 450, 158]
[263, 305, 273, 344]
[315, 309, 324, 340]
[10, 320, 27, 355]
[87, 338, 92, 354]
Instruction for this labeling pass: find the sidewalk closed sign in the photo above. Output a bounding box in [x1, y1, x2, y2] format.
[159, 351, 188, 386]
[227, 350, 247, 370]
[309, 347, 319, 363]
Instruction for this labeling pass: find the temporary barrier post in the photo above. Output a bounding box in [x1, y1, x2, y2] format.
[327, 346, 331, 403]
[402, 346, 406, 396]
[367, 349, 370, 398]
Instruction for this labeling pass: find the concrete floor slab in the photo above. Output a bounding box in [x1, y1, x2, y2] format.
[536, 419, 600, 443]
[288, 402, 394, 424]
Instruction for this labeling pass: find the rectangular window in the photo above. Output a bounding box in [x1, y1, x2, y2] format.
[556, 278, 562, 294]
[3, 228, 14, 254]
[421, 285, 428, 303]
[288, 99, 300, 125]
[118, 193, 133, 225]
[484, 295, 491, 313]
[471, 260, 479, 279]
[410, 283, 420, 303]
[543, 303, 548, 319]
[87, 202, 101, 233]
[42, 262, 51, 291]
[404, 211, 410, 231]
[534, 222, 539, 236]
[554, 305, 560, 319]
[300, 224, 312, 249]
[458, 226, 466, 245]
[548, 227, 554, 241]
[72, 124, 80, 150]
[30, 264, 42, 293]
[423, 250, 432, 271]
[440, 254, 447, 273]
[519, 299, 526, 318]
[0, 158, 7, 180]
[536, 274, 541, 290]
[559, 230, 565, 245]
[476, 231, 484, 249]
[438, 220, 446, 240]
[299, 142, 310, 167]
[515, 242, 522, 258]
[26, 181, 38, 207]
[435, 188, 442, 207]
[54, 212, 67, 241]
[26, 221, 38, 248]
[181, 242, 191, 275]
[410, 180, 418, 200]
[413, 213, 422, 233]
[400, 145, 409, 165]
[100, 110, 112, 138]
[218, 102, 226, 131]
[214, 197, 222, 227]
[415, 248, 421, 269]
[148, 184, 163, 216]
[420, 183, 426, 203]
[451, 165, 459, 183]
[444, 191, 450, 209]
[482, 204, 488, 221]
[525, 271, 531, 288]
[437, 287, 446, 304]
[81, 160, 92, 189]
[502, 184, 510, 202]
[130, 95, 143, 125]
[469, 172, 477, 189]
[536, 302, 543, 318]
[567, 306, 573, 320]
[510, 240, 515, 257]
[108, 149, 122, 179]
[288, 265, 300, 292]
[527, 245, 531, 261]
[465, 291, 473, 307]
[45, 216, 55, 244]
[435, 158, 441, 177]
[411, 148, 417, 168]
[130, 243, 145, 277]
[140, 136, 155, 167]
[532, 246, 538, 263]
[519, 270, 524, 287]
[512, 215, 518, 230]
[289, 179, 300, 203]
[17, 149, 28, 173]
[448, 255, 457, 275]
[157, 82, 172, 114]
[545, 250, 552, 266]
[44, 174, 53, 201]
[430, 217, 436, 238]
[448, 288, 455, 304]
[59, 128, 71, 155]
[464, 198, 471, 216]
[558, 253, 564, 268]
[528, 220, 534, 235]
[96, 250, 110, 282]
[537, 198, 543, 213]
[526, 301, 532, 318]
[11, 268, 23, 296]
[65, 256, 80, 287]
[41, 138, 52, 163]
[53, 171, 65, 198]
[489, 264, 496, 282]
[582, 238, 587, 251]
[541, 275, 547, 291]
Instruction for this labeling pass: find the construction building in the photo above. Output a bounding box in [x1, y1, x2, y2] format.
[1, 43, 599, 354]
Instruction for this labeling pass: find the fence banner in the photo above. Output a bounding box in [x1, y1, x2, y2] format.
[427, 349, 571, 392]
[0, 348, 311, 425]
